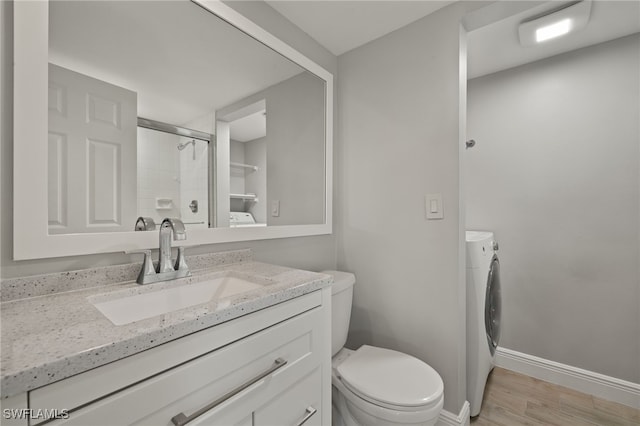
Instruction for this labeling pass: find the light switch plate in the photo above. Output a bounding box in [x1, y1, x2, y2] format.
[425, 194, 443, 220]
[271, 200, 280, 217]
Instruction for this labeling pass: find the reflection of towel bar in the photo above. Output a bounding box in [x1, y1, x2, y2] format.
[230, 162, 258, 171]
[230, 193, 258, 202]
[183, 221, 205, 225]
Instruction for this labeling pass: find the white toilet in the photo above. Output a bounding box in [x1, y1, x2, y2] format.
[324, 271, 444, 426]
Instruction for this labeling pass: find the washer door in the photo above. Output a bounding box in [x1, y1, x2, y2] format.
[484, 255, 501, 356]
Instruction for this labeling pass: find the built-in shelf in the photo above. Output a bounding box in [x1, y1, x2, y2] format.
[230, 162, 258, 172]
[230, 193, 258, 202]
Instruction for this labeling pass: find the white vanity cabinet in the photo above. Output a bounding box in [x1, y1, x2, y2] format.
[253, 368, 322, 426]
[24, 290, 330, 426]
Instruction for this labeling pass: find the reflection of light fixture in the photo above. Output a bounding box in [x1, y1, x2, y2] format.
[518, 1, 592, 46]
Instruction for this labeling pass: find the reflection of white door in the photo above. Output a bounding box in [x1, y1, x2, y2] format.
[48, 64, 137, 234]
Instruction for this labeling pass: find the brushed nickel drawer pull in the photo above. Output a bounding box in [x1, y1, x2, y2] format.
[171, 358, 287, 426]
[295, 406, 317, 426]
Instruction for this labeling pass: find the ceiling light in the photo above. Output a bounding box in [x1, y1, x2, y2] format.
[535, 18, 572, 43]
[518, 1, 592, 46]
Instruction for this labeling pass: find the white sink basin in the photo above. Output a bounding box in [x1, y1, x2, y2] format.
[90, 273, 269, 326]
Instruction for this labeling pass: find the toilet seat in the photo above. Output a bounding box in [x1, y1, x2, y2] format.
[336, 345, 444, 411]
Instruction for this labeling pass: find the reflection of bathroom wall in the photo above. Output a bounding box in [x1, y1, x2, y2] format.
[219, 72, 325, 226]
[137, 128, 209, 229]
[137, 127, 181, 224]
[229, 139, 266, 223]
[245, 137, 267, 224]
[183, 113, 214, 135]
[178, 138, 208, 229]
[266, 73, 324, 226]
[230, 140, 246, 200]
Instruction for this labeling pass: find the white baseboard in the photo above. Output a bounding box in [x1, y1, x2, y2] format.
[437, 400, 470, 426]
[496, 347, 640, 409]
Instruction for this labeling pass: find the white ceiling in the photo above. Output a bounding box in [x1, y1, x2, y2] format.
[49, 0, 639, 130]
[467, 1, 640, 79]
[265, 1, 639, 80]
[266, 0, 455, 55]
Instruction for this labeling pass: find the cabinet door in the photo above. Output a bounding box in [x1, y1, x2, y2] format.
[253, 367, 322, 426]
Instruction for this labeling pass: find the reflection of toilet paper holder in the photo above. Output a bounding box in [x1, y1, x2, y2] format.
[134, 217, 156, 231]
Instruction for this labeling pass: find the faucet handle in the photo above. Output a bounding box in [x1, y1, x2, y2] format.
[126, 249, 157, 284]
[174, 246, 190, 272]
[134, 217, 156, 231]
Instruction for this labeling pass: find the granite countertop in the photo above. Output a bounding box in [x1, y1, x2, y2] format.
[0, 250, 332, 398]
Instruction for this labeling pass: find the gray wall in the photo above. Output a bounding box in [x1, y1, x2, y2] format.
[0, 0, 338, 278]
[245, 137, 267, 224]
[337, 2, 483, 414]
[230, 139, 247, 196]
[467, 34, 640, 383]
[266, 72, 325, 226]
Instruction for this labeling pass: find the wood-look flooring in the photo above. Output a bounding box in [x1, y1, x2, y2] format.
[470, 368, 640, 426]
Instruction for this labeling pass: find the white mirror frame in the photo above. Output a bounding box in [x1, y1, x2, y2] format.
[13, 0, 333, 260]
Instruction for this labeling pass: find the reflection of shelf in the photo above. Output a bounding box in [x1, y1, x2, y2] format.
[230, 162, 258, 172]
[155, 198, 173, 210]
[230, 193, 258, 202]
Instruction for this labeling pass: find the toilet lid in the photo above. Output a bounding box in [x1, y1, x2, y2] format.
[336, 345, 444, 408]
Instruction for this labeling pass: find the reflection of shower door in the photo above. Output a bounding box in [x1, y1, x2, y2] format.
[48, 64, 137, 234]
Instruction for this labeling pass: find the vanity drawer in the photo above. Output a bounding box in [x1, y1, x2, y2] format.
[44, 306, 323, 425]
[253, 367, 322, 426]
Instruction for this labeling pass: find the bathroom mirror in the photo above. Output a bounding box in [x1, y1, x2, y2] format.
[13, 0, 333, 259]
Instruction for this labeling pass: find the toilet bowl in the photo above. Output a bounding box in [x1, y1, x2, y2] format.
[322, 271, 444, 426]
[332, 347, 444, 426]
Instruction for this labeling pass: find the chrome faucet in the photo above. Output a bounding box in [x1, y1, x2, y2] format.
[127, 218, 191, 285]
[159, 218, 186, 273]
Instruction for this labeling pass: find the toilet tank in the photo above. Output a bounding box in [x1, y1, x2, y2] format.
[321, 270, 355, 356]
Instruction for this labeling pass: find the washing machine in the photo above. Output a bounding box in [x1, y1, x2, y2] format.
[466, 231, 501, 417]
